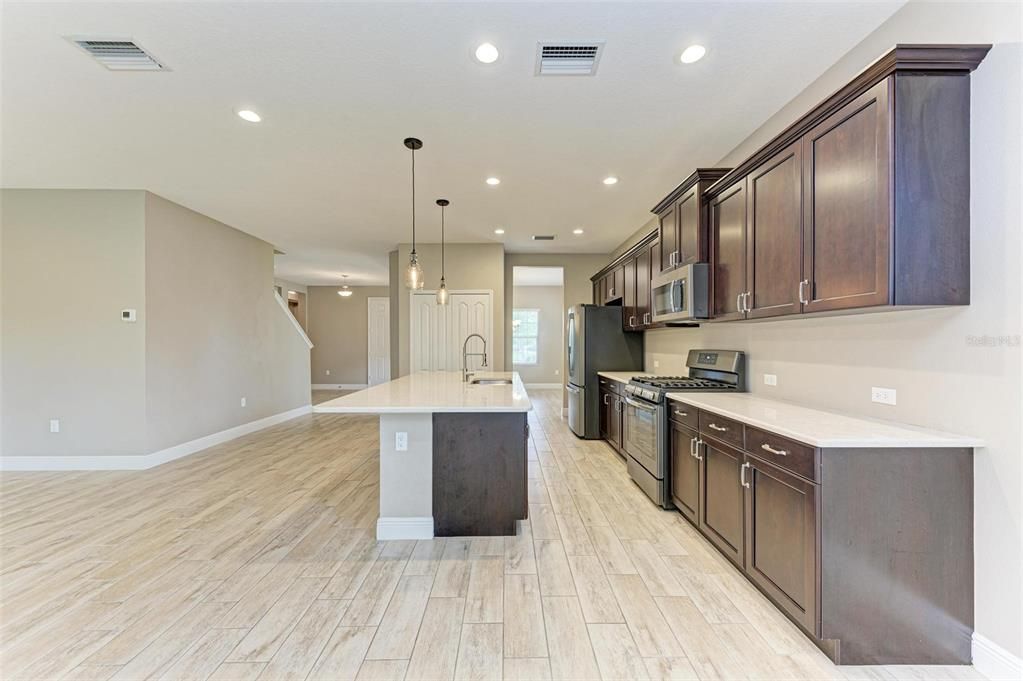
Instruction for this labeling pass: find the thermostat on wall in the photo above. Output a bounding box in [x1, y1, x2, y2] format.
[121, 309, 137, 322]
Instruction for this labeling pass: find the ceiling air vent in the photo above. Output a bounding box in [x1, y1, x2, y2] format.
[532, 235, 556, 241]
[70, 38, 166, 71]
[535, 42, 604, 76]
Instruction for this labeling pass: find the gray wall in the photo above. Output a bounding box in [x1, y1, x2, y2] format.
[512, 285, 564, 385]
[308, 285, 390, 385]
[144, 193, 311, 453]
[0, 189, 312, 459]
[1, 189, 147, 456]
[632, 2, 1022, 658]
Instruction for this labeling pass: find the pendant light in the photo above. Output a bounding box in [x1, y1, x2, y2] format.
[436, 199, 450, 305]
[337, 274, 353, 297]
[403, 137, 425, 289]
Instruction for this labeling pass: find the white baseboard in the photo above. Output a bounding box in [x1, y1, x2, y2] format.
[0, 405, 313, 471]
[525, 383, 563, 390]
[973, 633, 1023, 680]
[312, 383, 368, 390]
[376, 516, 434, 540]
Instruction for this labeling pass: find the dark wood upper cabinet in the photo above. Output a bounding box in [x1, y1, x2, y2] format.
[745, 454, 819, 635]
[590, 233, 659, 330]
[698, 437, 745, 568]
[623, 257, 637, 330]
[652, 168, 730, 274]
[801, 79, 890, 313]
[709, 179, 747, 321]
[670, 421, 701, 524]
[635, 246, 650, 328]
[747, 141, 803, 319]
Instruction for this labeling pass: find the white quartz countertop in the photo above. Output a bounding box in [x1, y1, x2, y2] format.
[597, 371, 647, 384]
[314, 371, 532, 414]
[665, 393, 984, 449]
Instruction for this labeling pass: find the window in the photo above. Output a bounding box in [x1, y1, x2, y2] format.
[512, 309, 540, 365]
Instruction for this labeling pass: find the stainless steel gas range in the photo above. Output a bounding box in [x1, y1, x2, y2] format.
[622, 350, 746, 508]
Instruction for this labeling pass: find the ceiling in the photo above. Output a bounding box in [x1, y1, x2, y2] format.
[1, 1, 903, 285]
[513, 266, 564, 287]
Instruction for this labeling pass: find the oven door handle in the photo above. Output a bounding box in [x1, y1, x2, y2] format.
[624, 397, 658, 413]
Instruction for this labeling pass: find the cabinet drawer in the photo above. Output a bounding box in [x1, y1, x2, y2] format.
[598, 377, 622, 394]
[668, 400, 699, 430]
[699, 411, 744, 449]
[745, 426, 817, 482]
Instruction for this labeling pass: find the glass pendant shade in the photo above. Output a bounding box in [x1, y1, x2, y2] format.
[337, 274, 354, 297]
[436, 279, 449, 305]
[405, 251, 424, 289]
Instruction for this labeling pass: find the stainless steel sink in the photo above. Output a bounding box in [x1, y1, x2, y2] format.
[470, 378, 513, 385]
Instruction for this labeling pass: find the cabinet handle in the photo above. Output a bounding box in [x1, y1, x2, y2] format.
[674, 409, 688, 417]
[798, 279, 809, 305]
[708, 423, 728, 432]
[694, 438, 703, 461]
[760, 443, 788, 456]
[736, 292, 743, 313]
[690, 436, 697, 457]
[743, 291, 752, 313]
[603, 394, 609, 405]
[629, 315, 636, 327]
[643, 313, 651, 324]
[740, 461, 751, 489]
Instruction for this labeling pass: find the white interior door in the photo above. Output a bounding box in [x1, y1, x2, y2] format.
[367, 297, 391, 385]
[410, 291, 492, 372]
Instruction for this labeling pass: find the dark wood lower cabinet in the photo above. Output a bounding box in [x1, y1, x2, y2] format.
[745, 455, 819, 635]
[599, 383, 623, 455]
[698, 437, 745, 567]
[669, 421, 700, 524]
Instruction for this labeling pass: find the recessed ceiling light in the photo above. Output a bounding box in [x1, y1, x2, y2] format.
[236, 109, 261, 123]
[679, 45, 706, 64]
[475, 42, 500, 64]
[486, 177, 501, 186]
[573, 229, 584, 235]
[494, 228, 505, 235]
[602, 176, 619, 185]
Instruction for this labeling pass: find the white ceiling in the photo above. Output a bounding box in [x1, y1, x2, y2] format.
[1, 1, 903, 286]
[513, 266, 564, 287]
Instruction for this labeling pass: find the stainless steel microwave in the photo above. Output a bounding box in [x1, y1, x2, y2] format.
[650, 263, 710, 323]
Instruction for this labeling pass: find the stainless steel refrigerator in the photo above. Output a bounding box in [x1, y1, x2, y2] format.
[566, 305, 644, 438]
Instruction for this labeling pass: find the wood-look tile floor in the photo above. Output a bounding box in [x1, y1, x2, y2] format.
[1, 390, 986, 681]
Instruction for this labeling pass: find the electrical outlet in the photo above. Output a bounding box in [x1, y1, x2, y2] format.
[325, 369, 331, 376]
[395, 432, 408, 451]
[554, 369, 559, 375]
[763, 374, 778, 386]
[240, 397, 247, 407]
[50, 419, 60, 433]
[653, 360, 660, 369]
[871, 387, 897, 406]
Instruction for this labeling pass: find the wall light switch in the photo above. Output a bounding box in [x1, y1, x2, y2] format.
[653, 360, 660, 369]
[763, 374, 778, 386]
[50, 419, 60, 433]
[121, 309, 137, 322]
[325, 369, 331, 376]
[871, 387, 897, 406]
[240, 397, 247, 407]
[395, 432, 408, 451]
[554, 369, 559, 375]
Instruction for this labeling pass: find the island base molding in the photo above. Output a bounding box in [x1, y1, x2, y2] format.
[376, 516, 434, 540]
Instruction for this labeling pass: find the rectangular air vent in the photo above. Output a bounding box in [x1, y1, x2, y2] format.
[535, 42, 604, 76]
[532, 235, 557, 241]
[70, 38, 166, 71]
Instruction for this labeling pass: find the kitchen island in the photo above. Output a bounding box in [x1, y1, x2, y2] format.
[314, 371, 531, 540]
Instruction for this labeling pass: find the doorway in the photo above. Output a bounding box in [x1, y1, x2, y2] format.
[511, 267, 565, 389]
[367, 297, 391, 386]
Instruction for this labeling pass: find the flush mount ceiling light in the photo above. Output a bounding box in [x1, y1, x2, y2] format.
[403, 137, 425, 290]
[573, 228, 584, 235]
[486, 177, 501, 186]
[494, 228, 505, 235]
[436, 199, 450, 305]
[236, 109, 262, 123]
[602, 176, 619, 185]
[337, 275, 353, 297]
[679, 44, 707, 64]
[474, 42, 500, 64]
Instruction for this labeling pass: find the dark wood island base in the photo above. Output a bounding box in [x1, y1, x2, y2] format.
[432, 412, 529, 537]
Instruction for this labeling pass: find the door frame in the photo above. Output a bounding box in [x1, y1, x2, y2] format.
[409, 290, 494, 372]
[367, 296, 391, 386]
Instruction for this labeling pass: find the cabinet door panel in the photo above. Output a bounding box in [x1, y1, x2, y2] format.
[624, 257, 637, 330]
[613, 266, 626, 303]
[803, 79, 891, 312]
[699, 439, 745, 567]
[745, 456, 819, 635]
[608, 395, 622, 452]
[710, 180, 747, 320]
[748, 142, 803, 318]
[671, 422, 700, 524]
[659, 205, 677, 273]
[636, 248, 650, 328]
[677, 186, 702, 266]
[599, 387, 611, 440]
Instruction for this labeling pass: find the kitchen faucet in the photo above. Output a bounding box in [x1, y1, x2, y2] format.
[462, 333, 488, 382]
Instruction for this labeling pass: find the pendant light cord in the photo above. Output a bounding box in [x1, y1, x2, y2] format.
[441, 204, 445, 279]
[410, 147, 416, 253]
